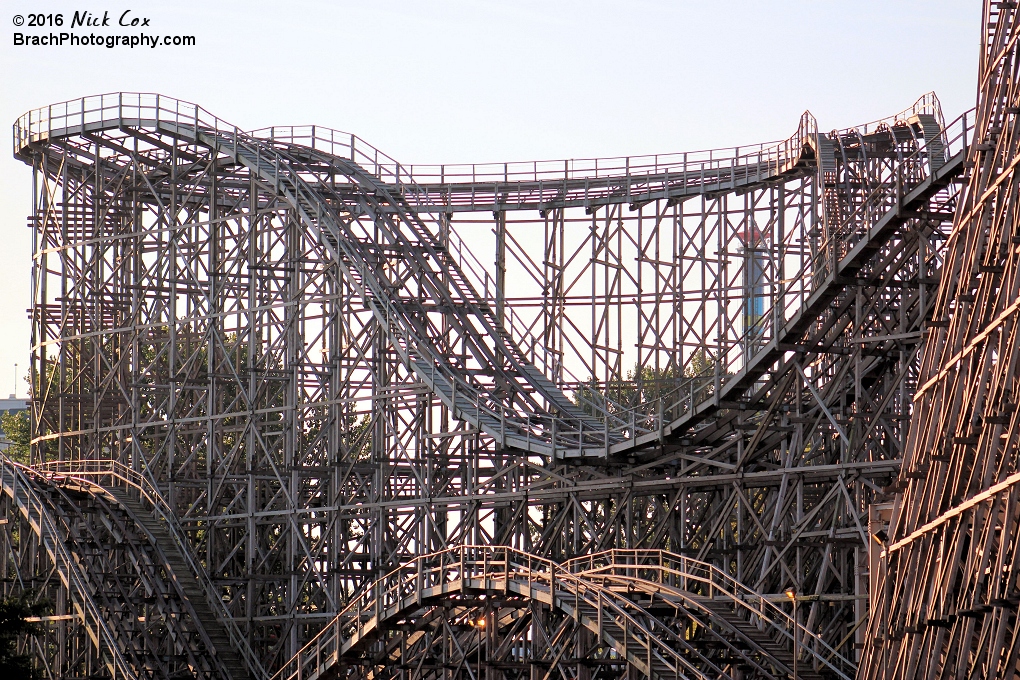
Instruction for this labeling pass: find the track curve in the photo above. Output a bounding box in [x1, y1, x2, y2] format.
[7, 91, 975, 677]
[273, 546, 854, 680]
[12, 93, 967, 462]
[0, 456, 261, 680]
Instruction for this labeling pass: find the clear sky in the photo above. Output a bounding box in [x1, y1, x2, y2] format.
[0, 0, 980, 398]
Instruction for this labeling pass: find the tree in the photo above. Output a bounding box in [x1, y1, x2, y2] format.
[572, 348, 723, 421]
[0, 593, 50, 679]
[684, 347, 716, 379]
[572, 363, 684, 418]
[683, 347, 719, 399]
[0, 411, 30, 465]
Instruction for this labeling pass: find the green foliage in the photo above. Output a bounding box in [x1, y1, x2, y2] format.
[625, 363, 683, 405]
[304, 404, 372, 464]
[131, 328, 290, 465]
[572, 378, 608, 418]
[0, 592, 50, 680]
[684, 348, 716, 378]
[572, 348, 721, 419]
[0, 411, 30, 465]
[343, 414, 373, 463]
[573, 363, 684, 417]
[684, 347, 719, 398]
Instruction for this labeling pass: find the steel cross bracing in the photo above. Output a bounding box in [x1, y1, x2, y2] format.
[4, 90, 968, 677]
[860, 3, 1020, 678]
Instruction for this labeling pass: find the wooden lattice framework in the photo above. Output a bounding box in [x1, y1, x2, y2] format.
[862, 2, 1020, 677]
[0, 88, 971, 679]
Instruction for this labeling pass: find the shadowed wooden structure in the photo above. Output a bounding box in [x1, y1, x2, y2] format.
[860, 2, 1020, 677]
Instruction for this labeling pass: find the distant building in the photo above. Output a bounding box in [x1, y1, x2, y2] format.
[0, 397, 28, 413]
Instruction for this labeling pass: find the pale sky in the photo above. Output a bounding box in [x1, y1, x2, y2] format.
[0, 0, 980, 398]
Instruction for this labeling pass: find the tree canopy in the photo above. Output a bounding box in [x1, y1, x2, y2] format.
[0, 593, 49, 679]
[0, 410, 29, 465]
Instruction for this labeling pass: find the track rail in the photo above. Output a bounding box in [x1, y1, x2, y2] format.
[627, 119, 969, 455]
[271, 110, 969, 459]
[0, 456, 136, 679]
[13, 93, 969, 461]
[7, 90, 972, 676]
[15, 94, 615, 458]
[28, 459, 268, 680]
[272, 545, 854, 680]
[566, 549, 855, 678]
[253, 93, 942, 214]
[254, 112, 818, 215]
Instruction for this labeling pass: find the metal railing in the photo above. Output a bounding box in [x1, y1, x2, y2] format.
[197, 121, 623, 457]
[565, 549, 856, 679]
[13, 92, 811, 212]
[579, 105, 973, 451]
[254, 111, 817, 215]
[0, 455, 136, 679]
[828, 91, 944, 138]
[255, 121, 808, 188]
[249, 101, 971, 456]
[11, 93, 972, 459]
[272, 544, 849, 680]
[27, 458, 269, 680]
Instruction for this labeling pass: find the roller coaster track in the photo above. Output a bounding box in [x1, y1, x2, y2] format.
[860, 4, 1020, 677]
[14, 96, 625, 458]
[0, 456, 265, 680]
[12, 94, 969, 461]
[254, 108, 968, 461]
[6, 91, 975, 677]
[0, 458, 135, 679]
[254, 105, 971, 461]
[253, 111, 818, 215]
[273, 546, 854, 680]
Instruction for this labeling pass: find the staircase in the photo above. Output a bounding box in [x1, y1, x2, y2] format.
[158, 103, 965, 466]
[910, 113, 948, 172]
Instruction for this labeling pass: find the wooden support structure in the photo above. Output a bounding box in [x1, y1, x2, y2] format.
[861, 3, 1020, 677]
[1, 87, 974, 678]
